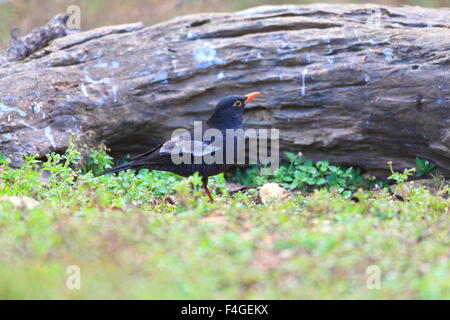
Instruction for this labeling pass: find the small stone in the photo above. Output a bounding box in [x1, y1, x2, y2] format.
[259, 183, 288, 204]
[0, 196, 39, 210]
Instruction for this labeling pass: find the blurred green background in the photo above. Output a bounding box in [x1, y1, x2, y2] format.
[0, 0, 449, 48]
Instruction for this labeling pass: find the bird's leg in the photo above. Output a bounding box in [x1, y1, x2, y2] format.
[202, 176, 215, 203]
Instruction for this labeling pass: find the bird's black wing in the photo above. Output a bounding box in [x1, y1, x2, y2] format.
[96, 131, 222, 177]
[158, 132, 222, 157]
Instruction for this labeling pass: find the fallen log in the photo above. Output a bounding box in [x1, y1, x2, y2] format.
[0, 4, 449, 176]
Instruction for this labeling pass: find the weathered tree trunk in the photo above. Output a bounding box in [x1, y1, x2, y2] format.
[0, 4, 449, 176]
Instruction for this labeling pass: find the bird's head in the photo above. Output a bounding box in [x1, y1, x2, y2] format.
[207, 92, 260, 129]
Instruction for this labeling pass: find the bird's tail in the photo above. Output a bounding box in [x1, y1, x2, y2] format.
[95, 161, 143, 177]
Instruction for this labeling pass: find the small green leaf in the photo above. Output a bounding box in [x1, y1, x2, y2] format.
[304, 159, 313, 167]
[415, 157, 425, 170]
[285, 152, 297, 162]
[289, 181, 298, 189]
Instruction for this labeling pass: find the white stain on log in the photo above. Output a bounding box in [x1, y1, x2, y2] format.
[171, 59, 178, 70]
[84, 74, 111, 84]
[301, 68, 308, 96]
[0, 103, 26, 118]
[151, 70, 168, 83]
[323, 37, 334, 64]
[71, 117, 80, 136]
[2, 133, 12, 140]
[3, 96, 19, 101]
[44, 126, 56, 148]
[383, 48, 393, 62]
[187, 32, 199, 40]
[94, 62, 108, 68]
[18, 120, 37, 130]
[112, 85, 118, 102]
[81, 83, 89, 97]
[94, 61, 120, 69]
[192, 44, 223, 68]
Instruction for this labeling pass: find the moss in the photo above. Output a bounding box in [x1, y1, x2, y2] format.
[0, 146, 448, 299]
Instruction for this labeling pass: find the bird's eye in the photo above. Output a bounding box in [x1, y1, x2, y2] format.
[233, 100, 242, 107]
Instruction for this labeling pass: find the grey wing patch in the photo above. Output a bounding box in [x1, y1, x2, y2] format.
[160, 134, 221, 157]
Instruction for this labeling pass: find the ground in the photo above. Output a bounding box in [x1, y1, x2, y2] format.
[0, 146, 448, 299]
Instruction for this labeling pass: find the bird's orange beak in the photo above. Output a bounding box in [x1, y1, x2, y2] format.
[244, 92, 260, 103]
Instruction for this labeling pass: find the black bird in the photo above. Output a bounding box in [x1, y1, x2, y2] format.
[97, 92, 261, 202]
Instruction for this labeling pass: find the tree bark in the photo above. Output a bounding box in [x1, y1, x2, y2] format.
[0, 4, 449, 176]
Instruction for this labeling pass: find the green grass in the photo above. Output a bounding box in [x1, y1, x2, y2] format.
[0, 145, 448, 299]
